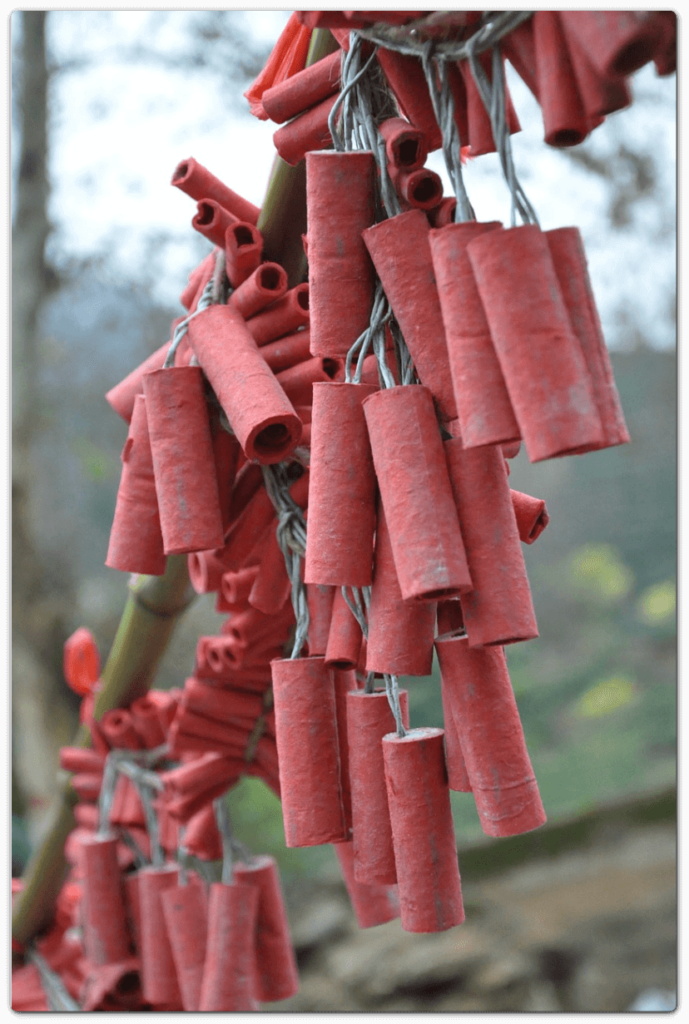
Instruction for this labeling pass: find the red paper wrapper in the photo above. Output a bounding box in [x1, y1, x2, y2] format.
[105, 335, 189, 424]
[192, 199, 238, 248]
[129, 694, 167, 749]
[228, 262, 288, 320]
[137, 863, 183, 1008]
[366, 501, 437, 677]
[382, 727, 465, 932]
[248, 526, 291, 615]
[333, 840, 401, 928]
[160, 882, 207, 1011]
[106, 395, 166, 575]
[234, 856, 299, 1003]
[183, 803, 223, 861]
[262, 48, 341, 124]
[273, 92, 338, 166]
[199, 882, 260, 1011]
[389, 165, 443, 212]
[559, 10, 663, 78]
[501, 17, 539, 100]
[247, 284, 310, 346]
[376, 48, 442, 151]
[325, 587, 363, 670]
[511, 488, 550, 545]
[363, 384, 472, 602]
[271, 655, 347, 846]
[467, 224, 604, 462]
[143, 366, 224, 555]
[180, 252, 217, 310]
[435, 635, 547, 837]
[224, 220, 264, 289]
[429, 219, 519, 449]
[305, 382, 378, 587]
[379, 116, 428, 170]
[80, 833, 131, 965]
[275, 354, 341, 406]
[331, 666, 357, 839]
[363, 210, 456, 422]
[533, 11, 589, 147]
[306, 150, 376, 358]
[305, 583, 336, 656]
[347, 688, 409, 885]
[187, 304, 302, 464]
[460, 52, 521, 157]
[172, 156, 260, 224]
[260, 328, 312, 373]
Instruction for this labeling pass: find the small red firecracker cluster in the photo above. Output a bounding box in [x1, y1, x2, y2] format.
[13, 9, 675, 1012]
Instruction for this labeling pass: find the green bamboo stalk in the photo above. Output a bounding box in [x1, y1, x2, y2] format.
[13, 24, 338, 949]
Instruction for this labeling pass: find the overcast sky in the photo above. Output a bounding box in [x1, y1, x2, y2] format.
[12, 10, 677, 350]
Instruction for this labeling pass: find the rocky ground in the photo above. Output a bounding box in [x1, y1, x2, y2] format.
[263, 789, 676, 1013]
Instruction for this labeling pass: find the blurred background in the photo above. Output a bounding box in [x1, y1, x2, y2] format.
[11, 10, 676, 1012]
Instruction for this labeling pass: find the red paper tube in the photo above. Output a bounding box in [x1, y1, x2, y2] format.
[186, 304, 302, 464]
[161, 752, 241, 799]
[382, 727, 465, 932]
[143, 366, 224, 555]
[503, 440, 521, 460]
[466, 225, 604, 462]
[128, 695, 167, 749]
[105, 395, 167, 575]
[123, 872, 142, 953]
[105, 337, 188, 425]
[183, 803, 223, 861]
[363, 384, 472, 602]
[501, 17, 539, 100]
[172, 157, 260, 225]
[325, 587, 363, 670]
[332, 667, 357, 839]
[533, 11, 589, 148]
[138, 863, 183, 1008]
[247, 283, 310, 346]
[445, 440, 538, 648]
[347, 688, 409, 885]
[379, 116, 428, 170]
[59, 747, 104, 774]
[180, 251, 217, 310]
[389, 165, 444, 212]
[158, 803, 180, 854]
[366, 501, 437, 676]
[224, 220, 264, 289]
[546, 226, 630, 451]
[228, 262, 288, 320]
[222, 598, 298, 647]
[362, 210, 457, 422]
[182, 678, 266, 726]
[305, 583, 336, 656]
[559, 10, 663, 79]
[160, 883, 207, 1012]
[248, 527, 291, 615]
[262, 48, 342, 124]
[233, 856, 299, 1003]
[74, 803, 99, 829]
[333, 841, 401, 928]
[161, 776, 243, 823]
[199, 882, 260, 1011]
[376, 48, 442, 151]
[188, 550, 228, 594]
[428, 196, 457, 229]
[260, 327, 311, 373]
[306, 150, 376, 358]
[192, 198, 238, 248]
[111, 776, 147, 829]
[227, 461, 264, 523]
[460, 52, 521, 157]
[273, 92, 338, 166]
[80, 834, 131, 965]
[271, 655, 347, 845]
[221, 565, 260, 608]
[304, 382, 378, 587]
[220, 490, 276, 574]
[276, 355, 341, 406]
[510, 489, 550, 546]
[429, 220, 519, 449]
[435, 636, 547, 837]
[561, 29, 630, 126]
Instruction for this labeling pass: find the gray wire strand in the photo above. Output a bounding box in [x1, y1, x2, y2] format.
[421, 45, 475, 223]
[384, 673, 407, 737]
[214, 797, 234, 886]
[163, 248, 226, 369]
[262, 464, 310, 659]
[27, 948, 80, 1011]
[357, 11, 534, 61]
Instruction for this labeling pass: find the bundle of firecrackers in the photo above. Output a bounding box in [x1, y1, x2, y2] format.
[13, 9, 676, 1012]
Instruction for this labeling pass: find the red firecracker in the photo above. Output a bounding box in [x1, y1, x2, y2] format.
[80, 833, 131, 965]
[511, 489, 550, 545]
[429, 219, 520, 448]
[347, 687, 409, 885]
[262, 49, 342, 124]
[466, 224, 604, 461]
[225, 221, 264, 289]
[137, 863, 183, 1008]
[306, 151, 376, 358]
[172, 156, 260, 224]
[142, 366, 225, 555]
[228, 262, 288, 320]
[271, 655, 347, 846]
[160, 881, 208, 1012]
[305, 381, 378, 587]
[186, 304, 303, 464]
[363, 384, 472, 602]
[435, 635, 547, 837]
[382, 727, 465, 932]
[198, 882, 260, 1011]
[334, 840, 401, 928]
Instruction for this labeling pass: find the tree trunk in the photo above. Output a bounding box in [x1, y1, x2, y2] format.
[12, 10, 78, 844]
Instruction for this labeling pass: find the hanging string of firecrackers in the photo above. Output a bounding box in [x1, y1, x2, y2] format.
[12, 8, 676, 1011]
